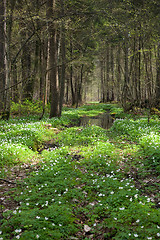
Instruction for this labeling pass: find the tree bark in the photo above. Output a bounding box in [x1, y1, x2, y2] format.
[116, 44, 121, 101]
[155, 42, 160, 105]
[100, 60, 105, 102]
[122, 33, 130, 111]
[110, 44, 114, 101]
[0, 0, 5, 112]
[47, 0, 59, 118]
[70, 41, 75, 106]
[21, 33, 32, 100]
[106, 46, 110, 102]
[59, 0, 66, 116]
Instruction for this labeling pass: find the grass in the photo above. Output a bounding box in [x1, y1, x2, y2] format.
[0, 103, 160, 239]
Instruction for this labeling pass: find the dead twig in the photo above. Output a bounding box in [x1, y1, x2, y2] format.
[0, 178, 16, 185]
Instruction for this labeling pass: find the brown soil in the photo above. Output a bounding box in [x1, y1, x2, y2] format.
[0, 162, 39, 219]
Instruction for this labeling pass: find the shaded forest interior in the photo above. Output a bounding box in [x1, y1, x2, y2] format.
[0, 0, 160, 118]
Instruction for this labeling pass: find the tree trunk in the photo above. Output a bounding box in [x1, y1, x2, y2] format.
[76, 64, 84, 108]
[59, 0, 66, 116]
[110, 44, 114, 101]
[106, 46, 110, 102]
[122, 34, 130, 111]
[11, 63, 18, 102]
[8, 0, 16, 104]
[33, 39, 40, 100]
[116, 44, 121, 101]
[47, 0, 59, 118]
[155, 42, 160, 105]
[0, 0, 5, 112]
[70, 41, 75, 106]
[100, 60, 105, 102]
[21, 33, 32, 100]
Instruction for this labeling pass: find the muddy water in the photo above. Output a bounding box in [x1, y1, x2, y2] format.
[79, 112, 114, 129]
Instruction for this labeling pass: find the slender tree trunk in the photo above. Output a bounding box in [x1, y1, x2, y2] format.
[138, 36, 141, 103]
[100, 60, 105, 102]
[116, 44, 121, 101]
[143, 48, 152, 104]
[11, 63, 18, 102]
[70, 41, 75, 106]
[106, 46, 110, 102]
[4, 0, 10, 115]
[76, 64, 84, 108]
[133, 37, 139, 101]
[155, 42, 160, 105]
[8, 0, 16, 103]
[21, 33, 32, 100]
[70, 65, 75, 105]
[39, 40, 48, 120]
[0, 0, 5, 112]
[122, 34, 130, 111]
[45, 39, 50, 105]
[110, 44, 114, 101]
[33, 39, 40, 100]
[59, 0, 66, 116]
[65, 77, 69, 104]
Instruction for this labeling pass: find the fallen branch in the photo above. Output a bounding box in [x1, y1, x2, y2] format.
[0, 178, 16, 185]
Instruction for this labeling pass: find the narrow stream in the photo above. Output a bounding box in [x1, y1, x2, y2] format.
[79, 112, 114, 129]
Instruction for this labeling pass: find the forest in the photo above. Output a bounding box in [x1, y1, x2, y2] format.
[0, 0, 160, 239]
[0, 0, 160, 117]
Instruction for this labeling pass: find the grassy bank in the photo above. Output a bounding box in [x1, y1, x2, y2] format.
[0, 103, 160, 240]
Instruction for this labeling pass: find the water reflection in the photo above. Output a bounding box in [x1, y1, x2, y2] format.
[79, 112, 114, 129]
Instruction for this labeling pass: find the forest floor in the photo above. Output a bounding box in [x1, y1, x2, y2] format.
[0, 103, 160, 240]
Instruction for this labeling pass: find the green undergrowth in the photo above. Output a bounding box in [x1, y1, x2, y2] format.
[0, 103, 160, 239]
[110, 118, 160, 173]
[1, 146, 160, 239]
[0, 103, 119, 168]
[56, 126, 109, 147]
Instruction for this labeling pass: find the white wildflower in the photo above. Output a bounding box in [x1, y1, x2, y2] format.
[119, 207, 125, 210]
[134, 234, 138, 237]
[15, 229, 22, 233]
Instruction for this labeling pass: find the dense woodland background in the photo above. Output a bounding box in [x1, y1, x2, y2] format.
[0, 0, 160, 118]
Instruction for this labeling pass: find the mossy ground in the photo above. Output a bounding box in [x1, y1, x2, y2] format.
[0, 103, 159, 240]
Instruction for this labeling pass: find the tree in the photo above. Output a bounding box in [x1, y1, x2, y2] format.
[0, 0, 5, 114]
[47, 0, 59, 118]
